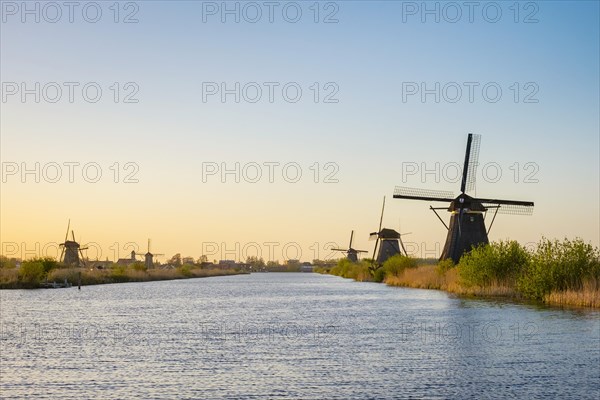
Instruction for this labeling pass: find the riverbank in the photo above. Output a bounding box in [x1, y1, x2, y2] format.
[384, 264, 600, 308]
[0, 266, 247, 289]
[319, 263, 600, 308]
[316, 238, 600, 309]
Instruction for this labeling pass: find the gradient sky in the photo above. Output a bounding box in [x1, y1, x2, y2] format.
[1, 0, 599, 262]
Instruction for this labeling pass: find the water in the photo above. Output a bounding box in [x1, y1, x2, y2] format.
[1, 273, 599, 399]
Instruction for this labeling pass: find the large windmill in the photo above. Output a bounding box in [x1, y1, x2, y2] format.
[369, 196, 409, 269]
[59, 220, 88, 267]
[393, 133, 534, 263]
[331, 230, 368, 262]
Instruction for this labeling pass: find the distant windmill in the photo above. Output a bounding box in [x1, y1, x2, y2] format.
[393, 133, 534, 263]
[137, 239, 164, 269]
[331, 230, 368, 262]
[369, 196, 409, 269]
[59, 219, 88, 267]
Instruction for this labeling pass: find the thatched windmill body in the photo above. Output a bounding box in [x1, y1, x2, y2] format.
[393, 133, 534, 263]
[332, 230, 368, 262]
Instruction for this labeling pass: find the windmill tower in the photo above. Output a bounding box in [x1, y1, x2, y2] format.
[393, 133, 534, 263]
[331, 230, 368, 262]
[59, 220, 88, 267]
[138, 239, 163, 269]
[369, 196, 409, 268]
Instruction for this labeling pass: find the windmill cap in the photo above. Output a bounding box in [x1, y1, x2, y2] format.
[378, 228, 401, 239]
[449, 194, 486, 212]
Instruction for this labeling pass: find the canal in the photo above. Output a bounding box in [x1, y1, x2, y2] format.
[1, 273, 599, 399]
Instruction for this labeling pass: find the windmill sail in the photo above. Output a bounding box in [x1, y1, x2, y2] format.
[393, 187, 455, 202]
[462, 133, 481, 194]
[371, 196, 386, 263]
[480, 202, 534, 215]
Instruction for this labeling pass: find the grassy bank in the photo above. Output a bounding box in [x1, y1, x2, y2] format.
[319, 238, 600, 308]
[0, 260, 246, 289]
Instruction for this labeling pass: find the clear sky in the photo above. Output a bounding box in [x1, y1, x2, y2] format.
[1, 0, 598, 263]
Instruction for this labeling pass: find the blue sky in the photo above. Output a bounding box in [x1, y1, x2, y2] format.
[1, 1, 598, 261]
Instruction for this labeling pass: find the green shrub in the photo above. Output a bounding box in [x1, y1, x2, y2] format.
[436, 258, 455, 276]
[18, 261, 46, 285]
[178, 265, 193, 277]
[110, 264, 128, 282]
[329, 259, 372, 281]
[39, 257, 59, 274]
[381, 254, 417, 278]
[372, 267, 386, 283]
[329, 258, 350, 277]
[518, 238, 600, 300]
[458, 240, 530, 288]
[131, 262, 147, 272]
[330, 256, 416, 283]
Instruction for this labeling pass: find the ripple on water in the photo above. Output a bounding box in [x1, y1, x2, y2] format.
[1, 273, 599, 399]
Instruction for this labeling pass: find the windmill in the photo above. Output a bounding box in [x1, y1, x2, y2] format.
[393, 133, 534, 263]
[369, 196, 409, 270]
[59, 219, 88, 267]
[331, 230, 368, 262]
[139, 239, 163, 269]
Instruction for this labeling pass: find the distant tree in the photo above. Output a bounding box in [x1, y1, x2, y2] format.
[197, 255, 208, 264]
[285, 259, 301, 272]
[182, 256, 195, 265]
[0, 256, 18, 269]
[38, 257, 59, 274]
[246, 256, 266, 269]
[169, 253, 182, 266]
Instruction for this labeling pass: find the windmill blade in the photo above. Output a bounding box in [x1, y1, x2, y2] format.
[397, 219, 408, 256]
[349, 230, 354, 249]
[64, 219, 71, 242]
[481, 202, 534, 215]
[71, 230, 76, 242]
[371, 237, 379, 265]
[355, 250, 368, 253]
[460, 133, 481, 194]
[79, 248, 86, 267]
[393, 186, 455, 202]
[370, 196, 387, 269]
[477, 198, 534, 207]
[399, 235, 408, 256]
[378, 196, 386, 231]
[60, 247, 65, 262]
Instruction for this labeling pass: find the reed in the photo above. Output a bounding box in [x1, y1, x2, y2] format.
[0, 265, 246, 289]
[543, 278, 600, 308]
